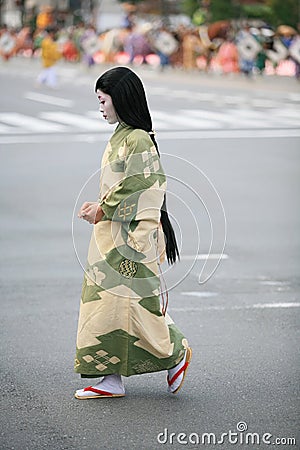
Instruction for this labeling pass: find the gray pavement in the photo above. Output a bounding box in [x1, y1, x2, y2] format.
[0, 57, 299, 450]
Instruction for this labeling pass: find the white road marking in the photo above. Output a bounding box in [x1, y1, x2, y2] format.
[184, 109, 271, 128]
[274, 108, 300, 120]
[172, 302, 300, 312]
[181, 291, 218, 298]
[39, 112, 108, 130]
[193, 92, 218, 102]
[251, 99, 279, 108]
[223, 95, 247, 105]
[24, 92, 74, 107]
[150, 87, 171, 95]
[153, 110, 219, 129]
[287, 93, 300, 102]
[180, 254, 229, 260]
[228, 108, 300, 128]
[252, 302, 299, 308]
[152, 120, 174, 129]
[259, 280, 289, 286]
[0, 112, 67, 132]
[183, 109, 228, 123]
[149, 87, 295, 109]
[171, 89, 200, 98]
[0, 123, 14, 133]
[86, 111, 104, 118]
[0, 106, 299, 137]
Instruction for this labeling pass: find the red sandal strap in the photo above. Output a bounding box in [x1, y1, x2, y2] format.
[83, 386, 113, 396]
[167, 361, 189, 386]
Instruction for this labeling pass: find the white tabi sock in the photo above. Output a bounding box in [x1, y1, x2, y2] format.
[76, 374, 125, 397]
[96, 374, 125, 394]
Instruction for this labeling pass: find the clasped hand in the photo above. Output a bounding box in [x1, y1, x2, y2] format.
[78, 202, 104, 224]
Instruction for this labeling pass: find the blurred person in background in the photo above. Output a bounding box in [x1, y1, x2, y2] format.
[236, 24, 260, 77]
[182, 27, 202, 70]
[25, 5, 38, 36]
[254, 36, 268, 75]
[61, 28, 80, 62]
[151, 25, 178, 70]
[32, 27, 46, 56]
[100, 27, 127, 63]
[124, 24, 152, 64]
[36, 27, 62, 88]
[0, 25, 17, 61]
[169, 25, 187, 68]
[289, 26, 300, 80]
[36, 5, 54, 31]
[72, 22, 85, 59]
[80, 24, 100, 68]
[216, 36, 239, 74]
[15, 26, 33, 57]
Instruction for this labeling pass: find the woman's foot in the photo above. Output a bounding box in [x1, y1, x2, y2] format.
[75, 374, 125, 399]
[167, 347, 192, 394]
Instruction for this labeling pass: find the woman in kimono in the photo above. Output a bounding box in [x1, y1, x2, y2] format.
[75, 67, 192, 399]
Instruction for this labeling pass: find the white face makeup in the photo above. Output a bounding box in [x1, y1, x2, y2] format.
[96, 89, 118, 125]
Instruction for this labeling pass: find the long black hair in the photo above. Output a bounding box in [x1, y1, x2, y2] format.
[95, 66, 179, 264]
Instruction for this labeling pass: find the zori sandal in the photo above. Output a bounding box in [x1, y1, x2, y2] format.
[75, 386, 125, 399]
[167, 347, 192, 394]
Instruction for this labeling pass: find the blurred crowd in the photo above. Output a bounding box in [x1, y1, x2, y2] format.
[1, 5, 300, 79]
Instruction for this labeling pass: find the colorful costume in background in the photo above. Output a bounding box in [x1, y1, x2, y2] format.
[75, 124, 188, 378]
[37, 36, 61, 87]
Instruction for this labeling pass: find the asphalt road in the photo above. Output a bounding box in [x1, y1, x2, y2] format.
[0, 58, 299, 450]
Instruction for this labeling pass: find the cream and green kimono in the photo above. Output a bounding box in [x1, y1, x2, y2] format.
[75, 123, 188, 377]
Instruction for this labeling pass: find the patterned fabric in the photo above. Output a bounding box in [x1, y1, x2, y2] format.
[75, 123, 188, 377]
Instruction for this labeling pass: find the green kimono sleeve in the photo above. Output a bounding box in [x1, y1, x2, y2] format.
[100, 129, 165, 222]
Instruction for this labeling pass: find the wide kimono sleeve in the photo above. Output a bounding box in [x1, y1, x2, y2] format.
[99, 129, 166, 224]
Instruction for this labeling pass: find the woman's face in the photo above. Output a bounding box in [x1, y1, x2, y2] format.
[96, 89, 118, 124]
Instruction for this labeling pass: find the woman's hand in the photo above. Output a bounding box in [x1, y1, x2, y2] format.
[78, 202, 104, 224]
